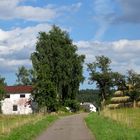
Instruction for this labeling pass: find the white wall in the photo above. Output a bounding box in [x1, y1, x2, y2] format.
[1, 93, 32, 115]
[81, 103, 96, 112]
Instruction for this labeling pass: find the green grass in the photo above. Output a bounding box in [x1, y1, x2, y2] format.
[0, 114, 43, 134]
[102, 108, 140, 129]
[85, 112, 140, 140]
[0, 115, 58, 140]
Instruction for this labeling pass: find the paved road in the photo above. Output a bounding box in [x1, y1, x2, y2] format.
[36, 113, 94, 140]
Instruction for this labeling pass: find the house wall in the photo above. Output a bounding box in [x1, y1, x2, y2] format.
[1, 93, 32, 115]
[81, 103, 96, 112]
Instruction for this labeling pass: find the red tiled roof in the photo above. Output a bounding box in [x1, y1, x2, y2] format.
[5, 85, 33, 93]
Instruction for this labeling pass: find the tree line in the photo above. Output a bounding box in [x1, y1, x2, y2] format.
[77, 89, 100, 107]
[87, 55, 140, 109]
[0, 25, 140, 112]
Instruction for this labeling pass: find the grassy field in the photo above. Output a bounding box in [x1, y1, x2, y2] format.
[0, 114, 58, 140]
[85, 108, 140, 140]
[101, 108, 140, 129]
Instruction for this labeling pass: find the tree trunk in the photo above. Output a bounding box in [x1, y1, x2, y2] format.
[101, 89, 106, 110]
[133, 100, 136, 108]
[101, 98, 105, 110]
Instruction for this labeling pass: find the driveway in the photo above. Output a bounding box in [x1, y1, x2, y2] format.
[36, 113, 95, 140]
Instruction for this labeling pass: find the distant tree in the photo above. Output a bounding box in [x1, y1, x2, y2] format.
[0, 75, 6, 113]
[16, 66, 33, 85]
[126, 69, 140, 108]
[87, 55, 113, 108]
[112, 72, 127, 93]
[77, 89, 100, 107]
[31, 25, 85, 111]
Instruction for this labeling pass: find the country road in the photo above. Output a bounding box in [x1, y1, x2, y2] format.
[36, 113, 95, 140]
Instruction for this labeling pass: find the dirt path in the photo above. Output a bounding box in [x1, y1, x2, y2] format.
[36, 113, 95, 140]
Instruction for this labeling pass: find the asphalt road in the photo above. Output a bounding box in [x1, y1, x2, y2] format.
[36, 113, 95, 140]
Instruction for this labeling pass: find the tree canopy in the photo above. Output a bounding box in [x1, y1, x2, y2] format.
[31, 25, 85, 111]
[87, 55, 113, 108]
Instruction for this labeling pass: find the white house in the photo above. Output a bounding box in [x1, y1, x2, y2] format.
[81, 102, 96, 112]
[1, 85, 33, 115]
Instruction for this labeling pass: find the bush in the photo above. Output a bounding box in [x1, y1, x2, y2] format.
[47, 100, 59, 112]
[58, 106, 70, 113]
[64, 99, 80, 112]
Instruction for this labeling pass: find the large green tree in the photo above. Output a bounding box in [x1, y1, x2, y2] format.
[87, 55, 113, 108]
[31, 26, 85, 111]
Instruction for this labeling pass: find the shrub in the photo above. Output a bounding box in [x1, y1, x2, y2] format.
[64, 99, 80, 112]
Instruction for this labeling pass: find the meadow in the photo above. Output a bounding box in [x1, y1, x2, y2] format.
[85, 108, 140, 140]
[0, 114, 58, 140]
[101, 108, 140, 129]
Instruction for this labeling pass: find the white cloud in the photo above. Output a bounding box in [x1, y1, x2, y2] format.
[0, 0, 56, 21]
[0, 22, 140, 80]
[56, 2, 82, 13]
[0, 23, 76, 74]
[0, 23, 51, 73]
[0, 0, 82, 21]
[76, 39, 140, 74]
[15, 6, 56, 21]
[0, 29, 10, 41]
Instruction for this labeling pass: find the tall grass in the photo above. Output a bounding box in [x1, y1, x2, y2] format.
[85, 112, 140, 140]
[0, 114, 58, 140]
[101, 108, 140, 129]
[0, 114, 45, 135]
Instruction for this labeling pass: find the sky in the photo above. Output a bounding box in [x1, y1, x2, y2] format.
[0, 0, 140, 89]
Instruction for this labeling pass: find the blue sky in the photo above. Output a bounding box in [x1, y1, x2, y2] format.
[0, 0, 140, 89]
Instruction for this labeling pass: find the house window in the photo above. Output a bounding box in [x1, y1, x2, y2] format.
[20, 94, 25, 98]
[13, 105, 18, 111]
[5, 94, 10, 98]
